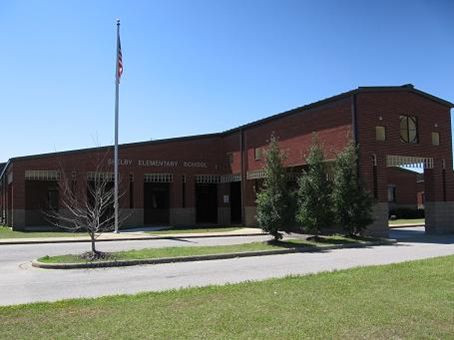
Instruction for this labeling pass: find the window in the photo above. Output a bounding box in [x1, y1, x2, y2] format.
[48, 189, 59, 211]
[25, 170, 60, 181]
[195, 175, 220, 184]
[254, 147, 263, 161]
[376, 126, 386, 141]
[144, 173, 173, 183]
[227, 152, 234, 164]
[387, 185, 396, 203]
[400, 115, 418, 143]
[432, 132, 440, 146]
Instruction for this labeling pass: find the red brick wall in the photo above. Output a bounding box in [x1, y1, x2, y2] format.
[356, 90, 453, 202]
[9, 135, 224, 210]
[244, 98, 353, 171]
[240, 98, 353, 205]
[221, 132, 241, 175]
[386, 168, 418, 205]
[2, 88, 452, 225]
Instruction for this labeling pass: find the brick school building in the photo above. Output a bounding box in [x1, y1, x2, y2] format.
[1, 84, 452, 236]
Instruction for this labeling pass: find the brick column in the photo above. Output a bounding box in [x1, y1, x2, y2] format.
[170, 175, 195, 225]
[424, 161, 454, 234]
[244, 180, 257, 226]
[121, 172, 143, 227]
[360, 153, 388, 237]
[11, 170, 26, 230]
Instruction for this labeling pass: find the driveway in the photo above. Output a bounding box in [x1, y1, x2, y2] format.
[0, 227, 453, 306]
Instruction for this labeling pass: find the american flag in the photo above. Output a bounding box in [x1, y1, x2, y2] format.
[117, 35, 123, 81]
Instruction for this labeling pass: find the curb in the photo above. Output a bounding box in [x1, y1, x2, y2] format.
[32, 239, 397, 270]
[0, 232, 267, 246]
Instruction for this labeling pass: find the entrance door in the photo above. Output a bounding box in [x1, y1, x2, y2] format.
[230, 182, 242, 224]
[144, 183, 170, 225]
[196, 183, 218, 223]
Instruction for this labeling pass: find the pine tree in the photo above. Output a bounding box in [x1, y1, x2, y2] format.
[296, 136, 333, 239]
[332, 142, 374, 236]
[256, 134, 293, 240]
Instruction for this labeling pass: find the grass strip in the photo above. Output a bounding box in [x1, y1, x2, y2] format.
[38, 235, 379, 264]
[2, 255, 453, 339]
[0, 225, 249, 240]
[0, 226, 83, 239]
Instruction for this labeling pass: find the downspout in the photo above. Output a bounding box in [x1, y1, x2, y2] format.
[351, 93, 359, 145]
[0, 160, 11, 225]
[351, 92, 362, 179]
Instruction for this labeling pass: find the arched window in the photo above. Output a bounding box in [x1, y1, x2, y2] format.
[400, 115, 418, 144]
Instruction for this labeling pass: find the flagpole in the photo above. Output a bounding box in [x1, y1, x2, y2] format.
[114, 19, 120, 233]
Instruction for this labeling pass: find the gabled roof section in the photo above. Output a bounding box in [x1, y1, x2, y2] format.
[223, 84, 453, 134]
[357, 84, 454, 108]
[222, 88, 357, 134]
[9, 132, 221, 162]
[3, 84, 452, 165]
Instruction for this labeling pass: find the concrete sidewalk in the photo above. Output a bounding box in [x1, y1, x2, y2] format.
[0, 227, 266, 245]
[389, 223, 425, 228]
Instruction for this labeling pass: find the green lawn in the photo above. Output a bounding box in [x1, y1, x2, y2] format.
[38, 235, 380, 264]
[0, 225, 249, 240]
[0, 226, 83, 239]
[1, 255, 453, 339]
[389, 218, 425, 226]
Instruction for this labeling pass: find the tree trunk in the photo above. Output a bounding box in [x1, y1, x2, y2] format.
[90, 232, 97, 254]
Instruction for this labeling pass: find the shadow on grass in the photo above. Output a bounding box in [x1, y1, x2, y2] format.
[312, 237, 359, 245]
[268, 236, 361, 248]
[266, 240, 312, 249]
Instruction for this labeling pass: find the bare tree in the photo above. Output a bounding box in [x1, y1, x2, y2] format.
[47, 151, 127, 259]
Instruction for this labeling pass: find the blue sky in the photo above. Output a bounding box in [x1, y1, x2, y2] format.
[1, 0, 453, 162]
